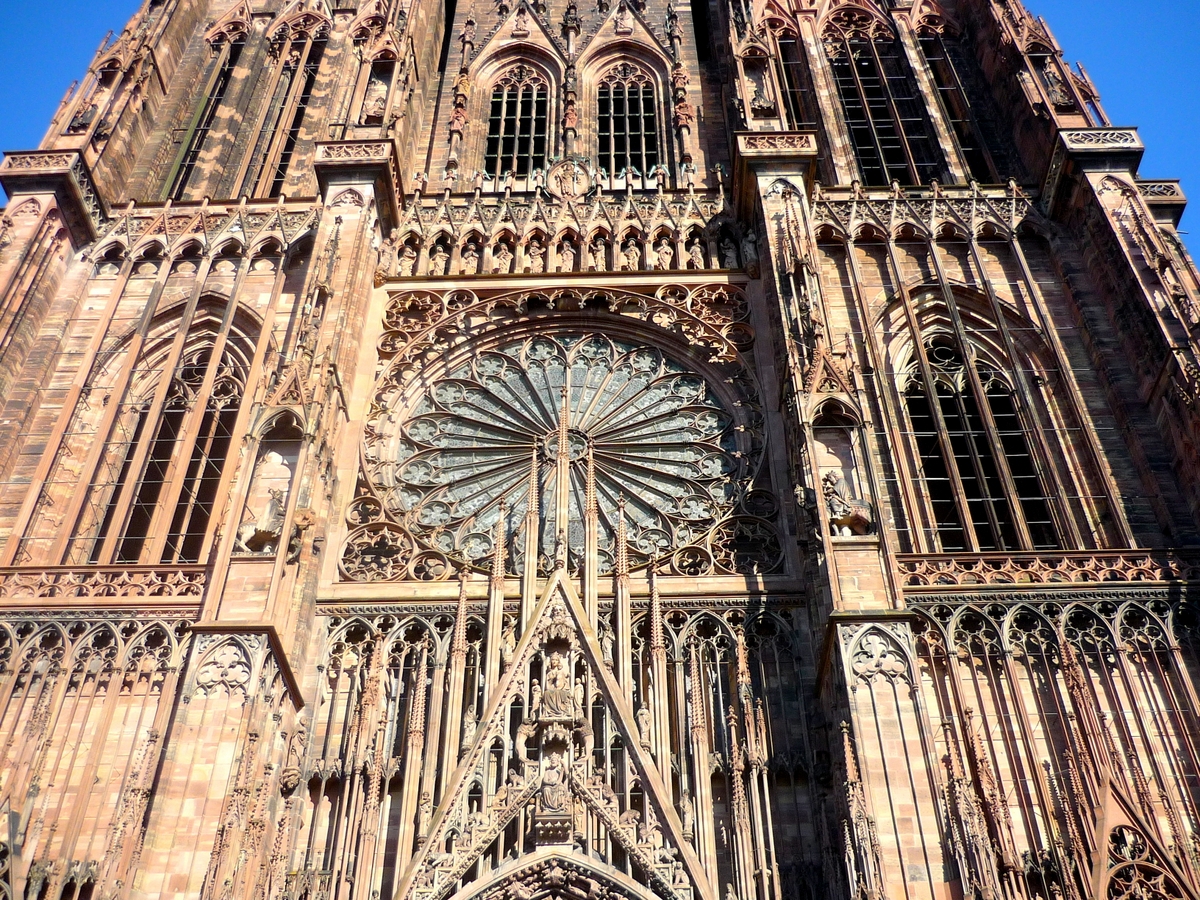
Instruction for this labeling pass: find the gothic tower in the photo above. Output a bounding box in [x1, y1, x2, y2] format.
[0, 0, 1197, 899]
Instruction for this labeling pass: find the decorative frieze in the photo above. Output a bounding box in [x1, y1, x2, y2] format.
[896, 551, 1200, 589]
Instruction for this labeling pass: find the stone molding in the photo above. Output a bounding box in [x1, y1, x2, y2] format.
[0, 149, 108, 242]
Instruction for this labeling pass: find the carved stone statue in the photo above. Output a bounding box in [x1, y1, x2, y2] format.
[598, 616, 615, 666]
[679, 788, 695, 838]
[821, 470, 872, 536]
[589, 238, 607, 272]
[237, 449, 293, 552]
[653, 237, 673, 270]
[527, 238, 546, 273]
[493, 242, 513, 273]
[500, 618, 516, 668]
[377, 228, 400, 283]
[636, 705, 652, 745]
[720, 237, 738, 269]
[620, 239, 640, 271]
[687, 238, 706, 269]
[462, 240, 481, 274]
[361, 75, 389, 123]
[398, 244, 417, 277]
[540, 653, 575, 719]
[540, 752, 570, 813]
[560, 240, 576, 272]
[430, 244, 449, 276]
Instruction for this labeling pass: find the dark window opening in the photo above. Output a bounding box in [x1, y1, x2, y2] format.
[484, 73, 548, 178]
[690, 0, 711, 62]
[907, 340, 1060, 552]
[598, 74, 659, 177]
[168, 38, 245, 201]
[269, 39, 326, 198]
[919, 34, 994, 183]
[826, 33, 943, 186]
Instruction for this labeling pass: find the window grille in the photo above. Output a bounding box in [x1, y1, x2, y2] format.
[166, 37, 245, 201]
[597, 63, 659, 177]
[53, 302, 257, 566]
[483, 66, 548, 179]
[242, 34, 328, 198]
[905, 339, 1058, 552]
[918, 32, 994, 183]
[823, 14, 943, 186]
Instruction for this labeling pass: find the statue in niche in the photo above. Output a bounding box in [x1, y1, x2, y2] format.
[500, 617, 516, 668]
[540, 653, 575, 719]
[237, 444, 296, 553]
[68, 103, 99, 133]
[493, 242, 513, 273]
[687, 238, 706, 269]
[653, 237, 673, 270]
[527, 238, 546, 273]
[620, 238, 640, 271]
[540, 752, 570, 813]
[636, 705, 652, 745]
[461, 240, 481, 273]
[361, 73, 389, 123]
[448, 105, 467, 136]
[398, 244, 417, 276]
[559, 240, 576, 272]
[589, 237, 607, 272]
[462, 705, 478, 746]
[598, 616, 615, 666]
[720, 237, 738, 268]
[377, 228, 400, 282]
[678, 788, 695, 838]
[741, 229, 759, 277]
[430, 244, 449, 275]
[821, 470, 872, 536]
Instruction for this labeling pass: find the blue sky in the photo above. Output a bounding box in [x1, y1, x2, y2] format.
[0, 0, 1196, 243]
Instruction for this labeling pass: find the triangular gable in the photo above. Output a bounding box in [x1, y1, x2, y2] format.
[1089, 777, 1200, 900]
[469, 1, 566, 75]
[577, 3, 672, 65]
[396, 569, 714, 900]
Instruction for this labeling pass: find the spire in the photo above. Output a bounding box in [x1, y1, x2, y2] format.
[450, 568, 469, 659]
[521, 446, 540, 628]
[491, 500, 507, 587]
[615, 494, 629, 579]
[584, 445, 599, 620]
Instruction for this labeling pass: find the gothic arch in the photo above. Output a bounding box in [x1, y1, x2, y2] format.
[441, 849, 673, 900]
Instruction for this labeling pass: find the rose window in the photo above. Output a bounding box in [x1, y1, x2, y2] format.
[344, 330, 781, 579]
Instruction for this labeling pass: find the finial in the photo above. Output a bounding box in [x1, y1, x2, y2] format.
[615, 494, 629, 577]
[491, 500, 507, 581]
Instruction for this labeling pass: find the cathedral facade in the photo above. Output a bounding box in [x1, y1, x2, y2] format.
[0, 0, 1198, 899]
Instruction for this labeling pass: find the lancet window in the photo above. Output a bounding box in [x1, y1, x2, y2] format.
[23, 298, 260, 567]
[242, 27, 328, 198]
[597, 62, 660, 177]
[165, 35, 246, 201]
[903, 337, 1057, 552]
[773, 32, 820, 133]
[822, 12, 943, 186]
[483, 65, 549, 179]
[916, 29, 995, 183]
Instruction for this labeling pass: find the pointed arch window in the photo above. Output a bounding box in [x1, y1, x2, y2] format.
[822, 12, 943, 186]
[56, 301, 257, 566]
[242, 25, 329, 198]
[597, 62, 660, 177]
[904, 337, 1057, 552]
[916, 27, 995, 183]
[165, 34, 246, 201]
[484, 65, 549, 180]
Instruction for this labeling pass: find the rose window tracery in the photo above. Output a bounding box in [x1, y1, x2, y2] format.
[345, 328, 779, 579]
